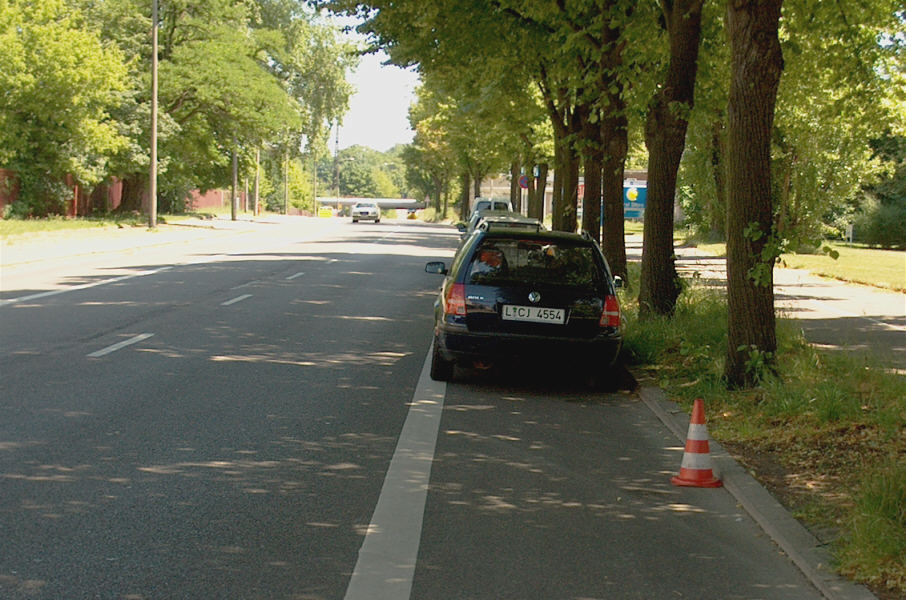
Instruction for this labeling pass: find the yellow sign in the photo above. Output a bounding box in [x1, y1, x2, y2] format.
[318, 206, 333, 218]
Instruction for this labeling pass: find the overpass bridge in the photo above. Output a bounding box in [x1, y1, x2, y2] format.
[316, 197, 426, 210]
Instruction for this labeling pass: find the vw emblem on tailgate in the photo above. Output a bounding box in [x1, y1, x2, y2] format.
[528, 291, 541, 304]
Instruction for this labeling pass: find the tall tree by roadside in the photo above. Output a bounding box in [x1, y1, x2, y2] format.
[638, 0, 705, 316]
[0, 0, 128, 216]
[724, 0, 784, 387]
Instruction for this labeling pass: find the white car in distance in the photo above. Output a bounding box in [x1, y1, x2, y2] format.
[351, 201, 381, 223]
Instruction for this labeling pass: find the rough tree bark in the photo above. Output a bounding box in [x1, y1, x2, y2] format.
[601, 109, 629, 282]
[528, 162, 548, 221]
[581, 119, 603, 243]
[460, 172, 471, 220]
[724, 0, 784, 387]
[510, 161, 521, 211]
[638, 0, 705, 316]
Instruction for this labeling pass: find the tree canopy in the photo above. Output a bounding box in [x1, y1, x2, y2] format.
[0, 0, 355, 216]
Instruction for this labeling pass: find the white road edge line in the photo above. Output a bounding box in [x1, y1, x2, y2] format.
[221, 294, 252, 306]
[87, 333, 155, 358]
[344, 344, 446, 600]
[1, 267, 173, 306]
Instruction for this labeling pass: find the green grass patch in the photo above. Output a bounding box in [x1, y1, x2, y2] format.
[781, 243, 905, 291]
[0, 214, 147, 237]
[682, 237, 905, 291]
[620, 275, 906, 596]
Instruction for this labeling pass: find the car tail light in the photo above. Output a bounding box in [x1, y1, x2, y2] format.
[444, 283, 467, 317]
[600, 294, 621, 328]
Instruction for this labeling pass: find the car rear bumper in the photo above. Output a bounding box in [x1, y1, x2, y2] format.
[435, 325, 622, 368]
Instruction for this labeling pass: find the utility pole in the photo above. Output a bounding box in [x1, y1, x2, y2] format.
[254, 147, 260, 216]
[149, 0, 158, 228]
[333, 121, 340, 211]
[283, 151, 289, 214]
[231, 145, 238, 221]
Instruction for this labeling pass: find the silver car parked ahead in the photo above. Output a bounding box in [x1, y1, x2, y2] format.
[351, 201, 380, 223]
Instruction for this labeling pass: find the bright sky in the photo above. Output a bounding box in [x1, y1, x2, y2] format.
[337, 51, 419, 152]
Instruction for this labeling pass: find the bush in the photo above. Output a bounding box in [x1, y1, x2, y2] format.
[8, 173, 72, 218]
[853, 201, 906, 249]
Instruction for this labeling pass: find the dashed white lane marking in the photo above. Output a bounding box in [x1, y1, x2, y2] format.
[1, 267, 173, 306]
[87, 333, 155, 358]
[285, 272, 305, 280]
[221, 294, 252, 306]
[344, 344, 447, 600]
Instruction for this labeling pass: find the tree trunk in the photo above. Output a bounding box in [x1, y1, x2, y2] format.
[601, 111, 629, 283]
[709, 117, 727, 238]
[433, 175, 442, 212]
[581, 139, 603, 243]
[553, 132, 580, 232]
[115, 175, 145, 213]
[639, 0, 705, 317]
[724, 0, 784, 388]
[529, 163, 548, 221]
[551, 142, 563, 227]
[460, 172, 471, 220]
[598, 20, 630, 282]
[510, 161, 521, 211]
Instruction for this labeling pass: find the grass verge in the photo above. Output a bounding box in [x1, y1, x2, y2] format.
[619, 268, 906, 598]
[683, 237, 905, 292]
[780, 243, 906, 292]
[0, 214, 147, 237]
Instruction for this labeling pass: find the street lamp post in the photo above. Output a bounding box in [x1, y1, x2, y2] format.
[149, 0, 158, 228]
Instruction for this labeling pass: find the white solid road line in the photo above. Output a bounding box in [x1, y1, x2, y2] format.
[344, 344, 446, 600]
[1, 267, 173, 306]
[87, 333, 155, 358]
[221, 294, 252, 306]
[285, 272, 305, 280]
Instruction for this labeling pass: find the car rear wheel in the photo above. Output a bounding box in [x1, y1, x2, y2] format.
[430, 340, 454, 381]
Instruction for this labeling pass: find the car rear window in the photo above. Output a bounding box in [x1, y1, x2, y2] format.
[466, 238, 602, 288]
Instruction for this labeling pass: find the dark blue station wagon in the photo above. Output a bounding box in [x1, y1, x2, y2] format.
[426, 226, 623, 385]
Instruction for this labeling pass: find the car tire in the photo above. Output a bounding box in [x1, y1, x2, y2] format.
[430, 341, 454, 381]
[375, 218, 380, 223]
[352, 218, 358, 223]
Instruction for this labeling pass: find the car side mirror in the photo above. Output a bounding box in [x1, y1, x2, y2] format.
[425, 261, 448, 275]
[456, 223, 467, 233]
[612, 275, 624, 289]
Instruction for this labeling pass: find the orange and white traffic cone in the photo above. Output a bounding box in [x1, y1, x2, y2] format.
[671, 398, 723, 488]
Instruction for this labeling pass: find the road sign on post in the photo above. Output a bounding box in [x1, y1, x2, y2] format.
[518, 175, 530, 190]
[623, 182, 647, 220]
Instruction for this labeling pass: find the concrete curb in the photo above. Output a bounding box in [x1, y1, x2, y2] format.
[639, 386, 878, 600]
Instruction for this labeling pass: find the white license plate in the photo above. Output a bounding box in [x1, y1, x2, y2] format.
[502, 305, 565, 324]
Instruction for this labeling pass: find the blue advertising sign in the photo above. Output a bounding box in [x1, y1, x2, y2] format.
[623, 184, 647, 220]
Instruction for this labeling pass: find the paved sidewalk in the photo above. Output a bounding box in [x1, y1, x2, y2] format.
[0, 215, 292, 267]
[625, 235, 906, 372]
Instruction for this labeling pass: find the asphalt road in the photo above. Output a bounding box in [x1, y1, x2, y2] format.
[0, 218, 849, 599]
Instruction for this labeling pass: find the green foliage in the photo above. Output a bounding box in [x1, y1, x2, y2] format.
[0, 0, 354, 216]
[679, 1, 906, 248]
[857, 132, 906, 248]
[0, 0, 129, 215]
[316, 145, 407, 199]
[840, 457, 906, 592]
[853, 198, 906, 249]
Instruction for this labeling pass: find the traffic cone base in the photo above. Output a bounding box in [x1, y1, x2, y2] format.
[671, 399, 722, 488]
